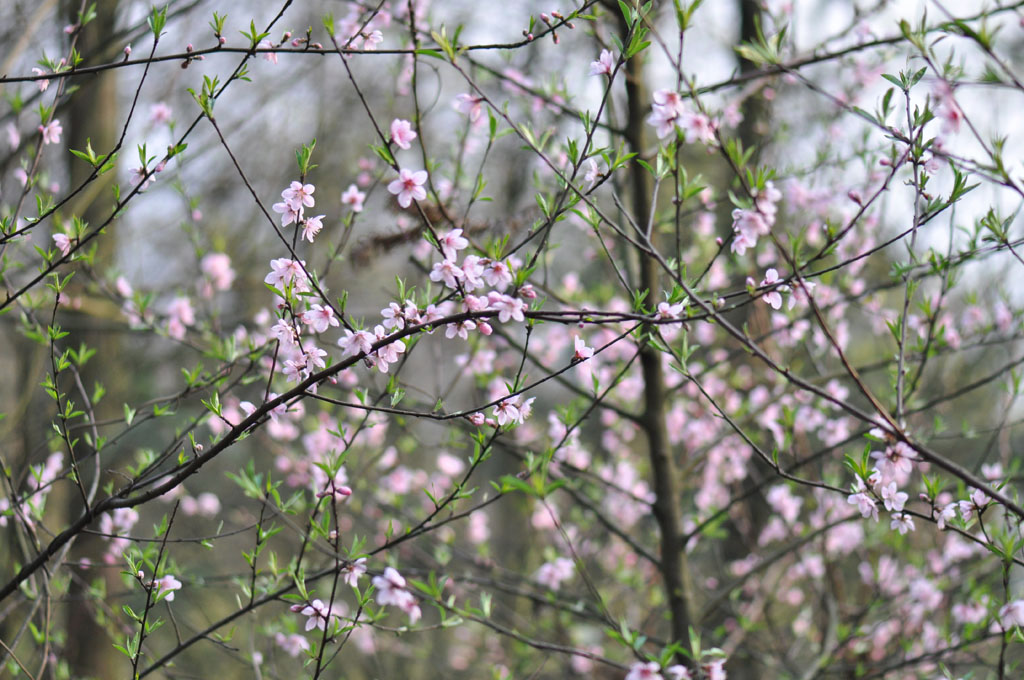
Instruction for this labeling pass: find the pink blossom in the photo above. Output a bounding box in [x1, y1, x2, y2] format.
[879, 481, 907, 512]
[296, 599, 336, 631]
[149, 102, 172, 125]
[534, 557, 574, 590]
[6, 122, 20, 150]
[687, 113, 717, 145]
[39, 120, 62, 145]
[388, 168, 428, 208]
[372, 566, 421, 624]
[666, 666, 692, 680]
[301, 304, 339, 333]
[759, 269, 786, 309]
[53, 233, 71, 256]
[890, 513, 914, 535]
[390, 119, 418, 150]
[656, 300, 685, 321]
[625, 661, 664, 680]
[272, 319, 300, 347]
[572, 336, 594, 362]
[1000, 600, 1024, 628]
[200, 253, 235, 292]
[272, 199, 301, 226]
[130, 165, 155, 191]
[646, 89, 687, 139]
[168, 296, 195, 329]
[483, 259, 513, 290]
[731, 209, 769, 254]
[648, 104, 680, 139]
[264, 258, 309, 292]
[259, 39, 277, 63]
[338, 328, 374, 357]
[439, 228, 469, 260]
[454, 93, 484, 122]
[283, 181, 315, 209]
[363, 30, 384, 50]
[493, 394, 533, 426]
[372, 325, 406, 372]
[958, 488, 990, 522]
[342, 558, 367, 587]
[181, 492, 220, 517]
[933, 502, 957, 530]
[446, 319, 477, 340]
[493, 398, 521, 427]
[152, 574, 182, 601]
[871, 442, 915, 483]
[460, 255, 486, 290]
[847, 491, 878, 521]
[341, 184, 366, 212]
[702, 660, 727, 680]
[274, 632, 310, 657]
[31, 67, 50, 92]
[766, 485, 802, 523]
[429, 259, 464, 289]
[584, 158, 603, 189]
[589, 49, 615, 76]
[487, 292, 525, 323]
[301, 214, 325, 242]
[381, 301, 407, 330]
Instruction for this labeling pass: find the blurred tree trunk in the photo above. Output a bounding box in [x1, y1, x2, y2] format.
[61, 1, 123, 677]
[710, 5, 775, 678]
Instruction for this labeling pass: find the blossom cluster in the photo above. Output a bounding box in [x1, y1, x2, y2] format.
[646, 89, 716, 145]
[272, 180, 326, 243]
[730, 181, 782, 256]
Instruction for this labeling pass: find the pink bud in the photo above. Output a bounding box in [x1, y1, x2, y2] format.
[282, 31, 292, 40]
[715, 237, 723, 246]
[124, 45, 132, 57]
[219, 36, 226, 45]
